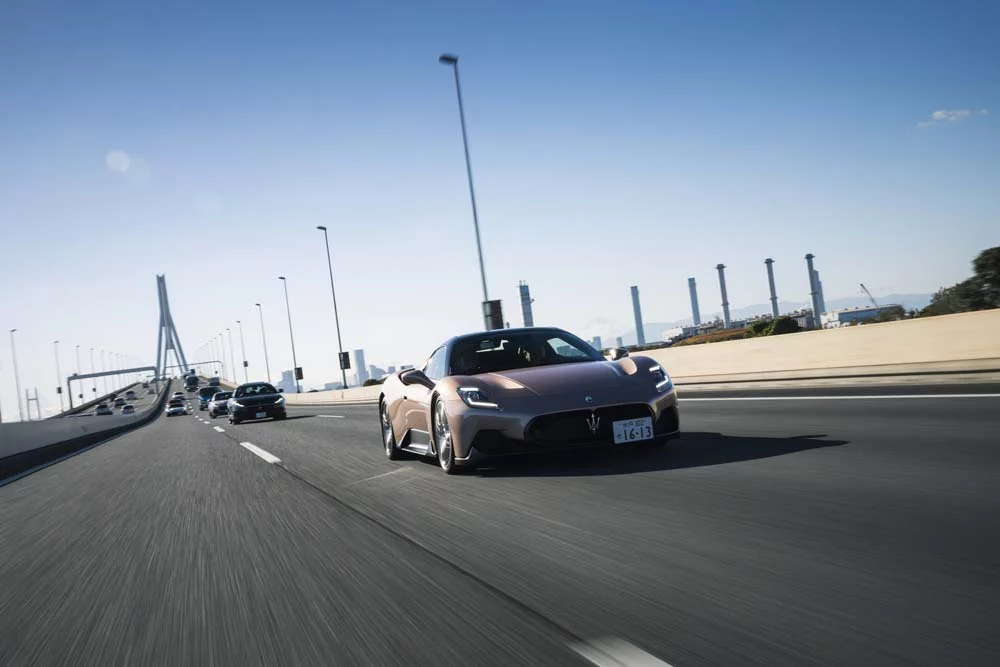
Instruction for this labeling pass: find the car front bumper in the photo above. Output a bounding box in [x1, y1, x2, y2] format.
[448, 387, 680, 465]
[231, 405, 286, 420]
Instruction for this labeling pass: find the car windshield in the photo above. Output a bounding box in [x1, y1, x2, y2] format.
[234, 384, 278, 398]
[449, 330, 603, 375]
[213, 392, 232, 401]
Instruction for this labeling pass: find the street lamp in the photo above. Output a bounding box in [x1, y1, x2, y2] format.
[89, 347, 96, 396]
[439, 52, 492, 329]
[75, 344, 82, 402]
[317, 225, 348, 390]
[236, 320, 249, 383]
[53, 340, 64, 412]
[218, 333, 227, 381]
[10, 329, 24, 421]
[277, 277, 301, 393]
[226, 328, 237, 385]
[255, 303, 272, 384]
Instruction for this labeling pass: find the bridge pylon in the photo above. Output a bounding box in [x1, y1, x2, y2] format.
[154, 275, 190, 379]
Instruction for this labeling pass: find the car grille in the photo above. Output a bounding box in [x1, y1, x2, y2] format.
[525, 404, 653, 445]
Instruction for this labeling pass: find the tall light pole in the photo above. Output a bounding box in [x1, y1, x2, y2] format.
[89, 347, 96, 397]
[10, 329, 24, 421]
[53, 340, 64, 412]
[75, 345, 82, 403]
[255, 303, 272, 384]
[277, 276, 301, 393]
[226, 328, 237, 385]
[236, 320, 249, 383]
[316, 225, 348, 390]
[218, 333, 227, 381]
[439, 52, 491, 329]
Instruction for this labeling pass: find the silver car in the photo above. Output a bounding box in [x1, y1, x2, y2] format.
[208, 391, 233, 418]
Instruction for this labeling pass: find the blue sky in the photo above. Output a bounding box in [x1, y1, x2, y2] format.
[1, 0, 997, 419]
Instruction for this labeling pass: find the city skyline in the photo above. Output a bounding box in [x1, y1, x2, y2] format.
[2, 0, 998, 420]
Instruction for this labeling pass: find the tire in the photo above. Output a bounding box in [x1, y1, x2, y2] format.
[380, 400, 400, 460]
[432, 399, 458, 474]
[210, 413, 216, 419]
[274, 413, 287, 421]
[231, 416, 240, 425]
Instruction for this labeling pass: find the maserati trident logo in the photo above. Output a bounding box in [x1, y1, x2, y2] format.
[584, 395, 593, 403]
[585, 412, 600, 435]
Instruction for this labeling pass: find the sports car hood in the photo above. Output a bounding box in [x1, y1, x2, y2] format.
[483, 360, 637, 397]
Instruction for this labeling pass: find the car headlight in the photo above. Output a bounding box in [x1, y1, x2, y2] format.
[273, 396, 285, 405]
[457, 386, 502, 410]
[650, 365, 672, 392]
[231, 400, 244, 408]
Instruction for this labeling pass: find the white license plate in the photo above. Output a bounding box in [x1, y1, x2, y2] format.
[612, 417, 653, 444]
[255, 411, 267, 419]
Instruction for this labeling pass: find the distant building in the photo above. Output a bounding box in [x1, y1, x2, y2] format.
[788, 309, 816, 330]
[352, 349, 368, 386]
[387, 366, 396, 374]
[615, 336, 624, 347]
[276, 370, 297, 393]
[323, 382, 345, 391]
[591, 336, 603, 350]
[400, 364, 414, 370]
[821, 305, 904, 328]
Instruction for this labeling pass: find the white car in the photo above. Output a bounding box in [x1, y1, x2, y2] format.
[172, 391, 185, 399]
[208, 391, 233, 418]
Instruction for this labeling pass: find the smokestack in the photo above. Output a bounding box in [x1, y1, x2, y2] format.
[764, 259, 779, 318]
[518, 281, 534, 327]
[805, 254, 821, 327]
[715, 264, 731, 328]
[688, 277, 701, 326]
[630, 285, 646, 346]
[813, 269, 826, 315]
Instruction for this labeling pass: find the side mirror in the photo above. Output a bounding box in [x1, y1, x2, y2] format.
[278, 388, 284, 393]
[400, 369, 434, 388]
[609, 347, 630, 361]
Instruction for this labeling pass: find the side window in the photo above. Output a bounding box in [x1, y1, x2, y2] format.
[424, 346, 447, 380]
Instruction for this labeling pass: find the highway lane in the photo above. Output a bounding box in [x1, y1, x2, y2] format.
[1, 391, 998, 665]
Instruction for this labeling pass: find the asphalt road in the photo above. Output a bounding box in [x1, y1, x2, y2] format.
[1, 388, 997, 666]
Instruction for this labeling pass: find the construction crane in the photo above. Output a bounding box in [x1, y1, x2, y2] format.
[860, 283, 882, 317]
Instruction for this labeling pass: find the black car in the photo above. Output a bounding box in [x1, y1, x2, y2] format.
[228, 382, 286, 425]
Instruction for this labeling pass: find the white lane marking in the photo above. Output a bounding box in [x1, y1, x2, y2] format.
[346, 468, 408, 486]
[681, 393, 1000, 401]
[239, 442, 280, 464]
[316, 414, 346, 418]
[569, 637, 673, 666]
[213, 426, 225, 432]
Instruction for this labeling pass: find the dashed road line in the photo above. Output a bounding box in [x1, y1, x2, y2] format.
[239, 441, 280, 464]
[569, 637, 673, 667]
[213, 426, 225, 433]
[316, 414, 345, 418]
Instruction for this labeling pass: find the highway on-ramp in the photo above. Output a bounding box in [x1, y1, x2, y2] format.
[1, 388, 997, 666]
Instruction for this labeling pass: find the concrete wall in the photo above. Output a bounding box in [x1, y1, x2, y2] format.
[277, 310, 1000, 404]
[645, 309, 1000, 379]
[1, 382, 171, 463]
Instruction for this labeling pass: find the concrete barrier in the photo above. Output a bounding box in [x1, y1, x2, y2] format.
[0, 381, 173, 479]
[277, 310, 1000, 406]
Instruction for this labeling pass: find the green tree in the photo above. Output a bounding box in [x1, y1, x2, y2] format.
[766, 316, 801, 336]
[921, 246, 1000, 316]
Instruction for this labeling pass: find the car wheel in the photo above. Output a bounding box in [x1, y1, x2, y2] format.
[381, 400, 400, 460]
[433, 400, 458, 474]
[210, 413, 216, 419]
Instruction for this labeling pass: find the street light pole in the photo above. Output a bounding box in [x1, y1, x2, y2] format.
[277, 277, 301, 393]
[236, 320, 248, 383]
[10, 329, 24, 421]
[226, 328, 237, 385]
[316, 225, 348, 390]
[53, 340, 64, 412]
[255, 303, 272, 384]
[218, 333, 227, 381]
[439, 52, 491, 328]
[89, 347, 96, 397]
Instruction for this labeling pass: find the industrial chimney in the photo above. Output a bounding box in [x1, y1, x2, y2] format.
[688, 277, 701, 326]
[764, 259, 779, 318]
[715, 264, 731, 328]
[805, 254, 821, 327]
[630, 286, 646, 346]
[813, 269, 826, 315]
[518, 281, 534, 327]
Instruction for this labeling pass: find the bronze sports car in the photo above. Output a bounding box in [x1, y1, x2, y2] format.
[378, 327, 679, 474]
